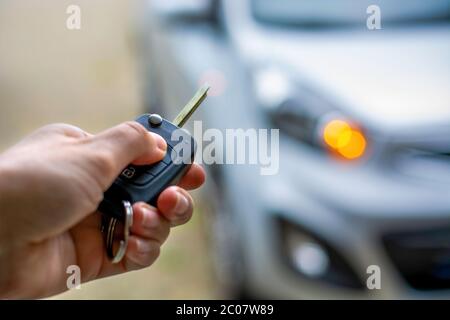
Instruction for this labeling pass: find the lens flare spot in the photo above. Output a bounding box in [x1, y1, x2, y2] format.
[323, 119, 367, 160]
[323, 120, 352, 149]
[337, 131, 367, 159]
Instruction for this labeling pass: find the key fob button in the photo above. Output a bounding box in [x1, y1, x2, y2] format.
[120, 166, 137, 180]
[133, 172, 155, 186]
[146, 161, 167, 176]
[148, 114, 163, 127]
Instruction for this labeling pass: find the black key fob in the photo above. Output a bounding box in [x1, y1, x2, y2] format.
[98, 114, 196, 220]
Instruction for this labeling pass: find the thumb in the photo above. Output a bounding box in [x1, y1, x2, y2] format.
[90, 121, 167, 178]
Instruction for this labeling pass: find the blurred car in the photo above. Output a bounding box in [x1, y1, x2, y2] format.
[138, 0, 450, 298]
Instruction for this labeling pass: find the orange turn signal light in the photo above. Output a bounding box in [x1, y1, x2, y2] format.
[323, 120, 367, 160]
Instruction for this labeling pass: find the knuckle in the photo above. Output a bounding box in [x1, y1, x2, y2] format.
[149, 245, 161, 262]
[36, 123, 87, 139]
[146, 219, 161, 235]
[93, 150, 116, 175]
[36, 123, 69, 135]
[42, 122, 68, 131]
[146, 213, 169, 233]
[122, 121, 147, 139]
[144, 225, 169, 246]
[138, 244, 160, 267]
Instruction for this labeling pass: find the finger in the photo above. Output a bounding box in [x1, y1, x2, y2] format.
[123, 235, 161, 271]
[17, 124, 90, 148]
[177, 163, 206, 190]
[90, 121, 167, 175]
[130, 202, 170, 243]
[76, 214, 162, 278]
[40, 123, 92, 138]
[157, 186, 194, 227]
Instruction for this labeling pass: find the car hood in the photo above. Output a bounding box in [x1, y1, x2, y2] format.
[237, 24, 450, 133]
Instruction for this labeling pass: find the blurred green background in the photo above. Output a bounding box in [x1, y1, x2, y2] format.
[0, 0, 217, 299]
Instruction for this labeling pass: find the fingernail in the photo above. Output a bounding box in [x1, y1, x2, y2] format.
[150, 132, 167, 152]
[173, 191, 189, 216]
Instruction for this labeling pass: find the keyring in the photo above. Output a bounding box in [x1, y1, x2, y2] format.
[103, 200, 133, 264]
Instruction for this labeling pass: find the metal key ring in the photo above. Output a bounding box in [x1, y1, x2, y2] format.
[105, 201, 133, 264]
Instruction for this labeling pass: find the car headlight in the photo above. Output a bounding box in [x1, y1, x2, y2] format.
[319, 116, 367, 160]
[253, 66, 368, 160]
[276, 216, 364, 289]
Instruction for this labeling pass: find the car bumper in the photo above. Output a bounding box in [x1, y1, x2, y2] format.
[224, 139, 450, 299]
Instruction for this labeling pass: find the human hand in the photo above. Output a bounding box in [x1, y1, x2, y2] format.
[0, 122, 205, 298]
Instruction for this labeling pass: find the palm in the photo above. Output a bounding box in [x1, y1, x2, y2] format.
[19, 213, 124, 297]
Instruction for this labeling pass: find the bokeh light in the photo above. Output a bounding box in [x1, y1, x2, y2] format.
[323, 120, 367, 160]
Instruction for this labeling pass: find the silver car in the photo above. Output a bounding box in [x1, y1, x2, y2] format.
[139, 0, 450, 298]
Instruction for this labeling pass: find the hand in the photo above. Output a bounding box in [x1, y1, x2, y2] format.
[0, 122, 205, 298]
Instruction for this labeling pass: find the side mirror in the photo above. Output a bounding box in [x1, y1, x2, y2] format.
[150, 0, 215, 22]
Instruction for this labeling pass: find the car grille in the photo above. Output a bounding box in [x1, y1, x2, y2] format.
[383, 226, 450, 290]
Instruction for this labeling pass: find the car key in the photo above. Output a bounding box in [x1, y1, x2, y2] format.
[98, 85, 209, 221]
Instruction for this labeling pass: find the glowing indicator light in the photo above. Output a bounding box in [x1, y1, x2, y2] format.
[323, 120, 367, 160]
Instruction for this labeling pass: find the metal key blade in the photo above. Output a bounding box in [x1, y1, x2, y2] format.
[173, 84, 210, 127]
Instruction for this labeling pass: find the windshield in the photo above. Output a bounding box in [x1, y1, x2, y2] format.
[252, 0, 450, 27]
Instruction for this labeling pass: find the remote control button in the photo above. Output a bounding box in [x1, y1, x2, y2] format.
[120, 166, 137, 180]
[148, 114, 163, 127]
[133, 172, 155, 186]
[146, 161, 167, 176]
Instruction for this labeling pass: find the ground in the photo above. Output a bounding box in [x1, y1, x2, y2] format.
[0, 0, 217, 299]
